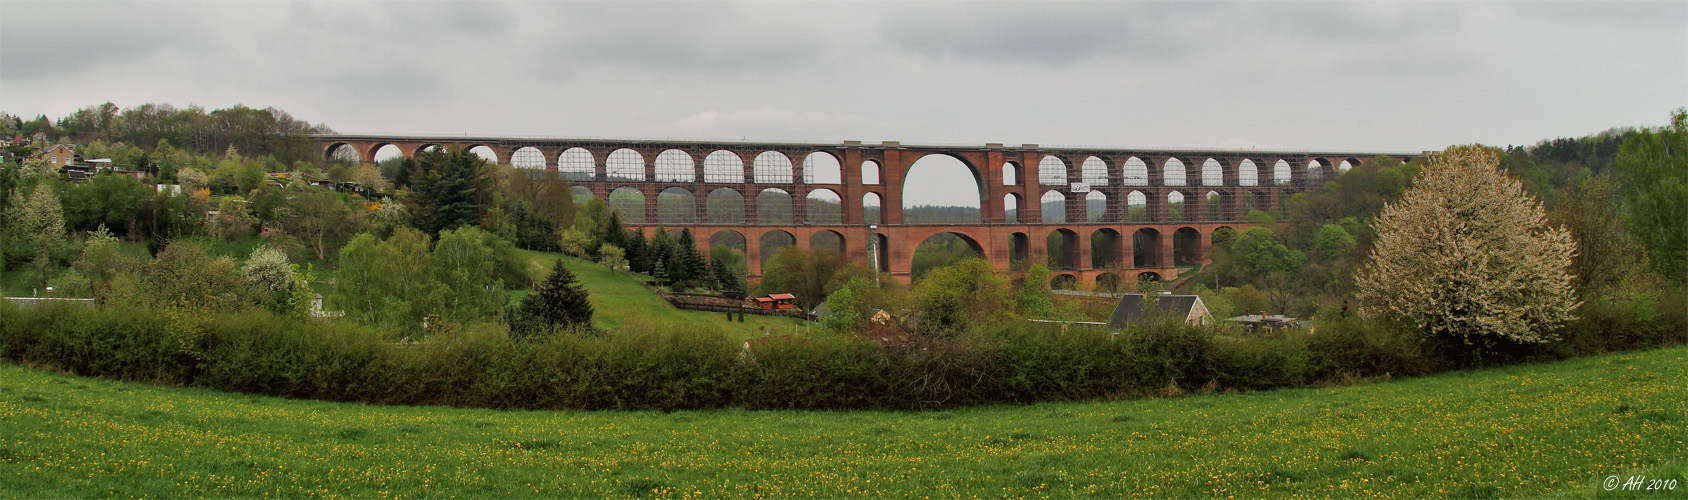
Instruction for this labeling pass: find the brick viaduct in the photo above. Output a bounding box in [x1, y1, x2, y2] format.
[317, 134, 1418, 288]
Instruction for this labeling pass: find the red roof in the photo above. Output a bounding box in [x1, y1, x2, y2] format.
[768, 293, 796, 300]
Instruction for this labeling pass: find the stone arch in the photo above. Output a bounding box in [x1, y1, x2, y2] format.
[373, 144, 405, 164]
[607, 148, 645, 182]
[413, 143, 444, 157]
[756, 188, 794, 225]
[560, 147, 596, 182]
[1091, 228, 1125, 269]
[608, 187, 646, 223]
[901, 153, 983, 224]
[862, 192, 882, 224]
[1203, 189, 1228, 221]
[1003, 193, 1021, 223]
[753, 151, 794, 184]
[1038, 155, 1068, 186]
[1306, 159, 1326, 185]
[1046, 228, 1080, 270]
[1244, 189, 1271, 215]
[1123, 156, 1149, 186]
[810, 230, 845, 255]
[1050, 274, 1079, 291]
[467, 145, 499, 164]
[1137, 271, 1163, 283]
[656, 187, 696, 224]
[1239, 159, 1260, 187]
[802, 152, 842, 184]
[1009, 232, 1030, 270]
[1133, 228, 1164, 267]
[1085, 190, 1109, 222]
[1166, 190, 1190, 222]
[1127, 190, 1150, 223]
[704, 150, 745, 183]
[805, 188, 843, 225]
[1040, 190, 1067, 223]
[870, 232, 889, 272]
[1003, 161, 1020, 186]
[1096, 273, 1125, 294]
[327, 143, 360, 163]
[910, 231, 986, 280]
[759, 230, 796, 266]
[1081, 156, 1109, 186]
[1273, 159, 1292, 186]
[862, 160, 882, 185]
[1201, 158, 1225, 187]
[1173, 227, 1204, 265]
[511, 146, 545, 169]
[1162, 158, 1187, 187]
[655, 149, 696, 182]
[707, 187, 745, 224]
[708, 229, 748, 272]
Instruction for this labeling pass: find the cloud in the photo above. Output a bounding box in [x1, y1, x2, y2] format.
[668, 107, 886, 139]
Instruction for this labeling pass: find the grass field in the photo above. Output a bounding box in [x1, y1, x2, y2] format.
[511, 250, 810, 341]
[1, 345, 1681, 498]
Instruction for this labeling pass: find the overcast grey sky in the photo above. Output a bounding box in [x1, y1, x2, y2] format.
[3, 0, 1684, 154]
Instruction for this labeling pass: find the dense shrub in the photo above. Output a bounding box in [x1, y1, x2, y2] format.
[1, 299, 1680, 411]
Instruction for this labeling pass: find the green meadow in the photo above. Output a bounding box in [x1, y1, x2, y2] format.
[2, 345, 1681, 498]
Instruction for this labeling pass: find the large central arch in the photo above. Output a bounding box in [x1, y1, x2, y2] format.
[900, 153, 983, 224]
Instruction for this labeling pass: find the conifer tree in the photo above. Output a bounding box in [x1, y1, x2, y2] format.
[507, 259, 593, 339]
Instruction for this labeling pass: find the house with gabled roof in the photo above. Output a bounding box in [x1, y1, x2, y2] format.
[1106, 292, 1212, 329]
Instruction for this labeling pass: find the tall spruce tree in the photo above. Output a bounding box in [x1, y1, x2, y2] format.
[507, 259, 593, 339]
[625, 230, 649, 274]
[407, 147, 491, 236]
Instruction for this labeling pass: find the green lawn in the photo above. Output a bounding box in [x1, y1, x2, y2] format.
[513, 250, 810, 341]
[1, 346, 1681, 498]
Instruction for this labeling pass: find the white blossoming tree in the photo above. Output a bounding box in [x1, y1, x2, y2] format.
[1355, 145, 1578, 344]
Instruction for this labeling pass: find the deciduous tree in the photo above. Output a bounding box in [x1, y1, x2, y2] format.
[1613, 108, 1687, 283]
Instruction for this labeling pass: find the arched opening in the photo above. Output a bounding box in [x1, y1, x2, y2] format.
[759, 230, 796, 267]
[1239, 159, 1259, 187]
[708, 230, 748, 277]
[1173, 227, 1203, 265]
[1244, 189, 1270, 215]
[1050, 274, 1079, 291]
[1040, 190, 1066, 224]
[655, 149, 696, 182]
[1133, 228, 1163, 267]
[1009, 232, 1029, 271]
[413, 144, 443, 157]
[1096, 273, 1124, 295]
[1085, 191, 1109, 222]
[911, 232, 985, 281]
[560, 147, 595, 182]
[704, 150, 744, 183]
[327, 143, 361, 163]
[1123, 157, 1149, 186]
[511, 146, 545, 170]
[1306, 159, 1325, 185]
[862, 192, 882, 224]
[1038, 155, 1068, 186]
[373, 144, 405, 164]
[607, 149, 645, 182]
[656, 187, 696, 224]
[1212, 226, 1239, 253]
[1137, 272, 1162, 285]
[753, 151, 793, 184]
[861, 160, 881, 185]
[901, 154, 982, 224]
[810, 230, 845, 255]
[1081, 156, 1108, 186]
[1205, 190, 1228, 221]
[1201, 158, 1224, 187]
[1003, 193, 1021, 223]
[756, 188, 794, 225]
[1091, 228, 1124, 269]
[1163, 158, 1187, 187]
[1046, 228, 1080, 270]
[1003, 161, 1019, 186]
[802, 152, 841, 184]
[871, 232, 889, 272]
[468, 145, 499, 164]
[707, 187, 745, 224]
[1338, 159, 1355, 173]
[1273, 160, 1292, 186]
[805, 188, 843, 225]
[608, 187, 646, 223]
[1167, 191, 1187, 222]
[570, 186, 595, 203]
[1127, 190, 1149, 223]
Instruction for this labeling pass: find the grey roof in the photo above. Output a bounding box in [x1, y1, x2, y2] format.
[1107, 293, 1202, 329]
